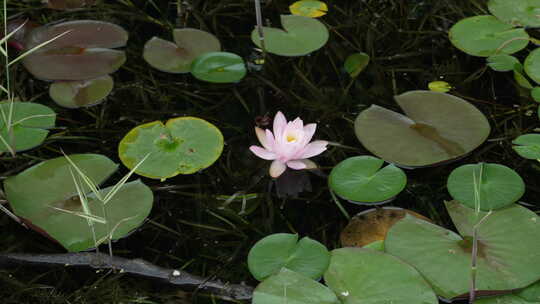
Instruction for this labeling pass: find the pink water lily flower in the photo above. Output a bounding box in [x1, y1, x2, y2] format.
[249, 111, 328, 178]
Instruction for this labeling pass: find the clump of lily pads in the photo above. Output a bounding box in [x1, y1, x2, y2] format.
[143, 28, 247, 83]
[21, 20, 128, 108]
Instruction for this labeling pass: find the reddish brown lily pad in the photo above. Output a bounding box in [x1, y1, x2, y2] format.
[49, 75, 113, 108]
[23, 20, 128, 81]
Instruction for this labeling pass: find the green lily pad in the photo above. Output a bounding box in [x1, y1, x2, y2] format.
[143, 28, 221, 73]
[23, 20, 127, 81]
[449, 15, 529, 57]
[0, 101, 56, 153]
[324, 248, 438, 304]
[49, 75, 113, 108]
[190, 52, 246, 83]
[515, 67, 534, 89]
[513, 134, 540, 159]
[524, 48, 540, 84]
[118, 117, 224, 179]
[488, 0, 540, 27]
[518, 280, 540, 302]
[344, 52, 370, 77]
[253, 268, 340, 304]
[328, 156, 406, 204]
[4, 154, 153, 252]
[447, 163, 525, 210]
[385, 201, 540, 300]
[487, 54, 520, 72]
[251, 15, 329, 56]
[476, 294, 538, 304]
[532, 87, 540, 102]
[247, 233, 330, 281]
[354, 90, 491, 168]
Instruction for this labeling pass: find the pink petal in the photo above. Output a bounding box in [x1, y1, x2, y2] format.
[287, 160, 307, 170]
[301, 123, 316, 146]
[290, 117, 304, 130]
[300, 140, 328, 159]
[300, 159, 318, 169]
[270, 160, 287, 178]
[273, 111, 287, 141]
[265, 129, 275, 151]
[249, 145, 277, 160]
[255, 127, 270, 150]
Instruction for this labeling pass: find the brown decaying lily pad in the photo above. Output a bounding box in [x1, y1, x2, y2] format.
[22, 20, 128, 81]
[49, 75, 113, 108]
[340, 207, 431, 247]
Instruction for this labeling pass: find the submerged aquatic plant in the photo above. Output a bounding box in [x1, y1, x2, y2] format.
[249, 111, 328, 178]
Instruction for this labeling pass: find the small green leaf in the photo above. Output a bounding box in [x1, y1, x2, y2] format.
[447, 163, 525, 210]
[525, 48, 540, 85]
[253, 268, 340, 304]
[247, 233, 330, 281]
[328, 156, 406, 204]
[190, 52, 246, 83]
[531, 87, 540, 102]
[513, 134, 540, 159]
[344, 52, 370, 77]
[449, 15, 529, 57]
[0, 101, 56, 153]
[486, 54, 520, 72]
[251, 15, 329, 56]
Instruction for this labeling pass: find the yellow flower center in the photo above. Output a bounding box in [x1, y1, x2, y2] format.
[286, 135, 297, 142]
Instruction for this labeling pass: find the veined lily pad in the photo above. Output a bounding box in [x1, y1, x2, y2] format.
[449, 15, 529, 57]
[340, 207, 430, 247]
[518, 280, 540, 302]
[289, 1, 328, 18]
[513, 134, 540, 159]
[247, 233, 330, 281]
[0, 101, 56, 153]
[385, 201, 540, 300]
[253, 268, 340, 304]
[143, 28, 221, 73]
[487, 54, 521, 72]
[251, 15, 329, 56]
[118, 117, 224, 179]
[46, 0, 96, 10]
[524, 48, 540, 84]
[354, 91, 491, 168]
[23, 20, 128, 81]
[447, 163, 525, 211]
[344, 52, 370, 78]
[328, 156, 406, 204]
[190, 52, 246, 83]
[3, 154, 153, 252]
[324, 248, 438, 304]
[488, 0, 540, 27]
[49, 75, 113, 108]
